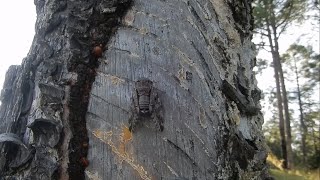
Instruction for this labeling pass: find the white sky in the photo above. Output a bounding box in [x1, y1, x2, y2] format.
[0, 2, 318, 122]
[253, 19, 319, 121]
[0, 1, 36, 88]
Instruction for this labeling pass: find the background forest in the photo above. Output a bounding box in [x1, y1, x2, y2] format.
[253, 0, 319, 179]
[0, 0, 318, 179]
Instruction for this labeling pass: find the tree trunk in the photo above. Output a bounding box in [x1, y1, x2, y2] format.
[272, 58, 288, 169]
[271, 27, 293, 170]
[0, 0, 270, 179]
[293, 57, 307, 164]
[268, 7, 293, 169]
[273, 48, 293, 169]
[265, 16, 288, 169]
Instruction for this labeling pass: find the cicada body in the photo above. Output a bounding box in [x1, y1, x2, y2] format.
[129, 78, 163, 132]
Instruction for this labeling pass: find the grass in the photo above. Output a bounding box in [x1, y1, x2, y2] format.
[308, 169, 320, 180]
[270, 169, 305, 180]
[270, 169, 320, 180]
[267, 153, 320, 180]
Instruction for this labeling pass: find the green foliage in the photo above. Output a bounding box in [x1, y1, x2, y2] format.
[254, 0, 318, 172]
[263, 91, 283, 159]
[264, 121, 281, 157]
[283, 44, 320, 97]
[276, 44, 320, 169]
[255, 58, 269, 74]
[307, 149, 320, 169]
[286, 44, 320, 83]
[253, 0, 307, 37]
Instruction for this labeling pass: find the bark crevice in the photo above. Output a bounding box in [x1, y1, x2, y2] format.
[66, 0, 133, 179]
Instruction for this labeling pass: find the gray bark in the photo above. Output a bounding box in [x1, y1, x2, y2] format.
[0, 0, 270, 179]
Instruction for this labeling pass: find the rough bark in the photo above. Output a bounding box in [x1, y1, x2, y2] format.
[0, 0, 270, 179]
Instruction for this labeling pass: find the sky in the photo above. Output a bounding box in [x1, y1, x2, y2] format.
[253, 18, 319, 121]
[0, 1, 36, 89]
[0, 1, 318, 121]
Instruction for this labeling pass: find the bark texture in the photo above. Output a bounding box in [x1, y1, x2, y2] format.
[0, 0, 270, 179]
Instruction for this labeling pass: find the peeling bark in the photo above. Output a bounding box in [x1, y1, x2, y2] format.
[0, 0, 270, 179]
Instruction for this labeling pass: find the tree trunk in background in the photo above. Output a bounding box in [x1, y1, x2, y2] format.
[265, 17, 288, 169]
[274, 51, 293, 169]
[293, 57, 307, 164]
[270, 21, 293, 169]
[272, 56, 288, 169]
[0, 0, 270, 179]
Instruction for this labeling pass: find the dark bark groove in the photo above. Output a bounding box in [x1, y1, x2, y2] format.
[66, 1, 133, 178]
[0, 0, 133, 179]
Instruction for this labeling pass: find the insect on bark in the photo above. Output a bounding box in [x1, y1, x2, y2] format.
[128, 78, 164, 132]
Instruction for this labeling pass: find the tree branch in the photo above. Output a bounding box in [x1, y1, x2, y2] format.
[256, 42, 272, 52]
[253, 30, 269, 37]
[276, 1, 294, 28]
